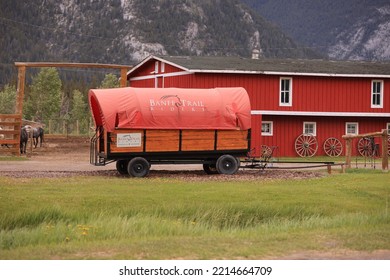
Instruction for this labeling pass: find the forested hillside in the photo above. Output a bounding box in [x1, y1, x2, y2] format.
[242, 0, 390, 61]
[0, 0, 321, 87]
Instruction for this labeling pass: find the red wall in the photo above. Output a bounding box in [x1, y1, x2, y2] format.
[290, 76, 389, 113]
[144, 72, 390, 113]
[261, 115, 389, 157]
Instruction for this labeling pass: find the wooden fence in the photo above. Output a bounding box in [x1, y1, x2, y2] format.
[0, 114, 22, 155]
[343, 129, 389, 171]
[46, 119, 93, 136]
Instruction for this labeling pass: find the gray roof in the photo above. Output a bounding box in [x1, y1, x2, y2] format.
[156, 55, 390, 77]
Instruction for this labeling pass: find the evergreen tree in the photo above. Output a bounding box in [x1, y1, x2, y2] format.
[0, 84, 16, 114]
[70, 89, 89, 134]
[23, 68, 62, 123]
[100, 73, 120, 88]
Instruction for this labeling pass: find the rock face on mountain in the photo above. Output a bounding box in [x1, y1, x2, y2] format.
[242, 0, 390, 61]
[328, 5, 390, 60]
[7, 0, 388, 85]
[0, 0, 322, 85]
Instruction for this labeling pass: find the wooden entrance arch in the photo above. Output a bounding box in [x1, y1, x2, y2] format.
[1, 62, 132, 156]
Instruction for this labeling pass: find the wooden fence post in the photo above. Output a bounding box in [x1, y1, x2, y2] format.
[382, 129, 389, 172]
[76, 120, 80, 135]
[14, 66, 26, 156]
[29, 129, 33, 156]
[62, 121, 66, 136]
[345, 138, 352, 169]
[120, 67, 128, 87]
[48, 120, 52, 134]
[15, 66, 26, 114]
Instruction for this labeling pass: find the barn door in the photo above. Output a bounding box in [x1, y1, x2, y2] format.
[155, 76, 164, 88]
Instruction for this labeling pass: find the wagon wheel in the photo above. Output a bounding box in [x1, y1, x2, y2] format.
[388, 136, 390, 156]
[116, 159, 129, 175]
[203, 163, 218, 174]
[260, 145, 272, 159]
[127, 157, 150, 177]
[216, 154, 239, 175]
[294, 134, 318, 157]
[323, 137, 343, 157]
[357, 138, 373, 157]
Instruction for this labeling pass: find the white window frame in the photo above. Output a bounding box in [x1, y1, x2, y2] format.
[371, 80, 383, 108]
[279, 77, 292, 106]
[161, 62, 165, 73]
[346, 122, 359, 135]
[154, 61, 159, 74]
[261, 121, 273, 136]
[303, 122, 316, 136]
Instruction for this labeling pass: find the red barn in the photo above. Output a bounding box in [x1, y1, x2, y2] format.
[127, 55, 390, 157]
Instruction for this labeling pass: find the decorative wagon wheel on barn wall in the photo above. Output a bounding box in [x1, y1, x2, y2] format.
[323, 137, 343, 157]
[294, 133, 318, 157]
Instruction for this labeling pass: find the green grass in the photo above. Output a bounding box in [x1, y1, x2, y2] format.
[0, 156, 29, 161]
[0, 170, 389, 259]
[274, 156, 383, 164]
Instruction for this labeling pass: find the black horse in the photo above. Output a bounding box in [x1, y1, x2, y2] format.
[20, 126, 28, 154]
[32, 127, 44, 148]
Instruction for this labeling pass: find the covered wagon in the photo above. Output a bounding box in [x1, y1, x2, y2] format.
[89, 87, 251, 177]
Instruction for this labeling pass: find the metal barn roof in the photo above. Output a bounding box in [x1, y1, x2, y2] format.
[132, 55, 390, 78]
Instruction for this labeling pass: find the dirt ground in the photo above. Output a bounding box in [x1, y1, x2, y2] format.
[0, 135, 328, 180]
[1, 136, 389, 260]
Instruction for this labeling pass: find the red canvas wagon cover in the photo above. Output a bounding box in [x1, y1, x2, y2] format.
[89, 87, 251, 132]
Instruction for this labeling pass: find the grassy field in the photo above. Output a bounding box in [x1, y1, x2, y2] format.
[0, 169, 389, 259]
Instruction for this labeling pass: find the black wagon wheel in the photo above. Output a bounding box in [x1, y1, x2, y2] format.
[127, 157, 150, 177]
[294, 133, 318, 157]
[116, 159, 130, 175]
[203, 163, 218, 174]
[323, 137, 343, 157]
[216, 154, 239, 175]
[357, 138, 373, 157]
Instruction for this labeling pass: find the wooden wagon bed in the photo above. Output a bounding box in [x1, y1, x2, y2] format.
[91, 128, 250, 162]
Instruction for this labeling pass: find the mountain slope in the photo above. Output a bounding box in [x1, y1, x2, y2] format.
[328, 5, 390, 60]
[0, 0, 320, 86]
[242, 0, 390, 61]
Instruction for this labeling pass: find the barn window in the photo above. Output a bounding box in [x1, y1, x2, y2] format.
[371, 80, 383, 108]
[303, 122, 316, 136]
[346, 122, 358, 135]
[261, 121, 273, 136]
[387, 123, 390, 134]
[154, 61, 159, 74]
[280, 77, 292, 106]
